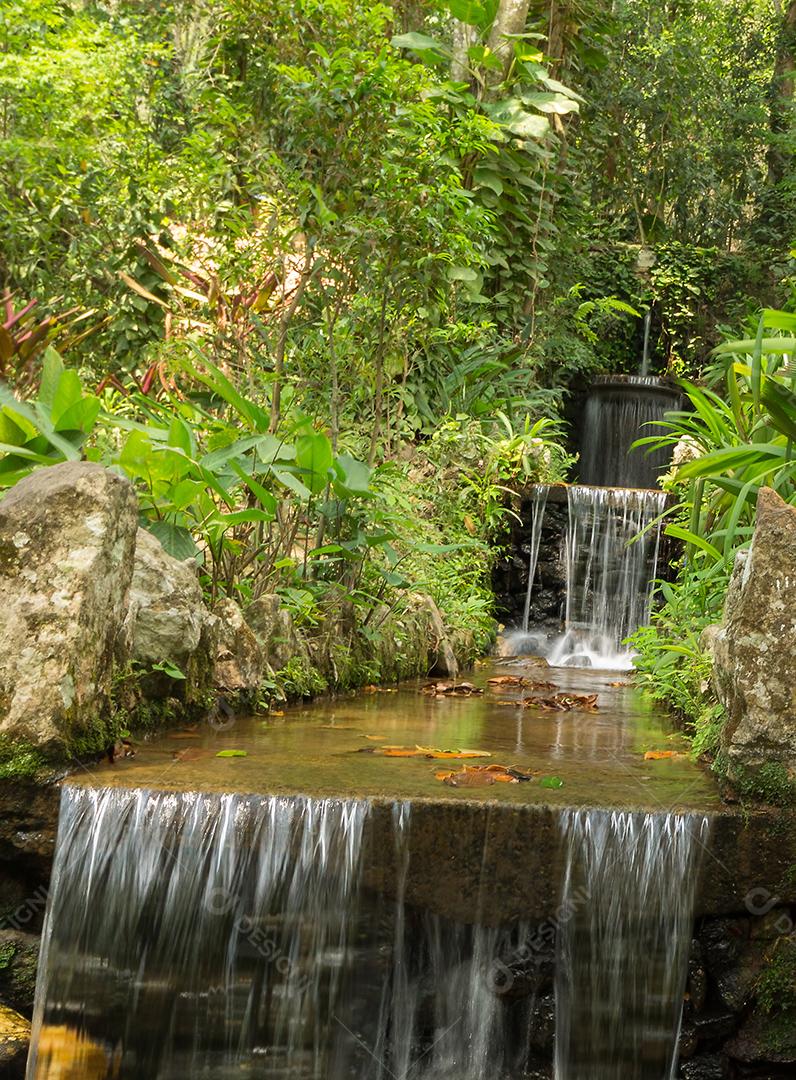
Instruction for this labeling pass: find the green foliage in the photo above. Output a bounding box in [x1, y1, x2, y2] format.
[0, 735, 46, 781]
[633, 306, 796, 763]
[757, 938, 796, 1016]
[0, 348, 100, 487]
[630, 560, 728, 751]
[275, 656, 328, 699]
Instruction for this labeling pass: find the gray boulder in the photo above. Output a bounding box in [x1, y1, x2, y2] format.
[0, 463, 138, 749]
[712, 488, 796, 778]
[245, 594, 306, 670]
[213, 598, 264, 694]
[126, 527, 209, 668]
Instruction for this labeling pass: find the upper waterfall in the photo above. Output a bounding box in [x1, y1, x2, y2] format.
[579, 375, 681, 489]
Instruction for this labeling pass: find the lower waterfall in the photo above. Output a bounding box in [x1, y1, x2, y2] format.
[28, 788, 708, 1079]
[555, 809, 710, 1080]
[510, 484, 667, 668]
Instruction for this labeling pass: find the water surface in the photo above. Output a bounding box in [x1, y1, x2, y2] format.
[87, 659, 720, 812]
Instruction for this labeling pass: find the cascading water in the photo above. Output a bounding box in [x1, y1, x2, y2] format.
[29, 788, 715, 1079]
[28, 787, 545, 1080]
[555, 809, 710, 1080]
[28, 787, 370, 1079]
[508, 485, 666, 668]
[580, 375, 681, 490]
[521, 484, 549, 633]
[549, 485, 666, 668]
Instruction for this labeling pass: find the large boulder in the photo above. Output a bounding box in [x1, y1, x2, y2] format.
[245, 594, 305, 671]
[213, 598, 264, 695]
[712, 488, 796, 778]
[0, 463, 138, 749]
[126, 528, 211, 669]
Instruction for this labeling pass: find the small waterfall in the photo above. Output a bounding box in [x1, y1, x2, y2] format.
[521, 484, 549, 633]
[28, 788, 542, 1079]
[580, 375, 680, 489]
[548, 485, 666, 668]
[28, 786, 370, 1079]
[554, 809, 710, 1080]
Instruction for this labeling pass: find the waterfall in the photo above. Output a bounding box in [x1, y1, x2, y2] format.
[554, 809, 710, 1080]
[28, 788, 540, 1079]
[29, 788, 713, 1078]
[28, 786, 370, 1079]
[521, 484, 549, 633]
[580, 375, 680, 489]
[547, 485, 665, 668]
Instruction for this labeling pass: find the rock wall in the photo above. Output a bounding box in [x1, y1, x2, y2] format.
[492, 487, 569, 631]
[709, 488, 796, 785]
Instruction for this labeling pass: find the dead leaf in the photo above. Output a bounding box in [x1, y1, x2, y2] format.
[522, 692, 599, 712]
[643, 750, 686, 761]
[420, 682, 484, 697]
[487, 675, 525, 687]
[358, 745, 491, 760]
[434, 763, 534, 787]
[609, 680, 631, 688]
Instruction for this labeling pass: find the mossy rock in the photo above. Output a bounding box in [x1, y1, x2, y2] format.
[0, 1003, 29, 1077]
[0, 931, 40, 1015]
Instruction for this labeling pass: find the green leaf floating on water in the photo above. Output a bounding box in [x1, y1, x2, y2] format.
[216, 750, 248, 758]
[539, 775, 564, 789]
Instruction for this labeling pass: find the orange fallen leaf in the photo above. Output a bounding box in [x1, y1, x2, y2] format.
[609, 680, 631, 688]
[434, 763, 533, 786]
[270, 710, 284, 717]
[644, 750, 686, 760]
[487, 675, 525, 687]
[358, 745, 491, 760]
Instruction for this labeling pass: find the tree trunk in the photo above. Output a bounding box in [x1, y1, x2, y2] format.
[766, 0, 796, 189]
[486, 0, 533, 84]
[451, 19, 477, 82]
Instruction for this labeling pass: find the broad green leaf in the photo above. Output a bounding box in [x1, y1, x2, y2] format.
[332, 452, 372, 496]
[167, 417, 194, 456]
[391, 32, 451, 57]
[472, 167, 504, 195]
[272, 467, 312, 500]
[119, 429, 154, 478]
[521, 91, 580, 115]
[38, 348, 65, 413]
[54, 396, 101, 435]
[145, 520, 199, 561]
[441, 0, 487, 27]
[664, 524, 723, 561]
[447, 265, 480, 283]
[295, 431, 333, 494]
[50, 368, 84, 427]
[216, 749, 247, 758]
